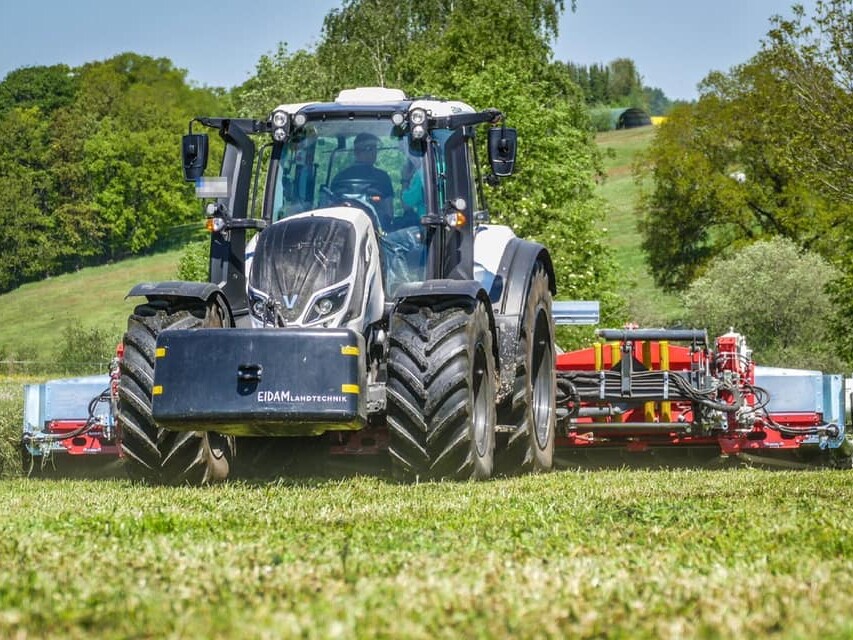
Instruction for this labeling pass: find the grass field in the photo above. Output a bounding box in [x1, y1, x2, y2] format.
[0, 251, 180, 370]
[595, 126, 685, 325]
[3, 369, 853, 638]
[2, 470, 852, 638]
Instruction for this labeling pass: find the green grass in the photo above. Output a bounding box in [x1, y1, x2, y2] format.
[3, 376, 853, 638]
[595, 126, 685, 325]
[0, 251, 180, 366]
[1, 471, 852, 638]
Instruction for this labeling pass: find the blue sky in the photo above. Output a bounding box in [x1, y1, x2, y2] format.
[0, 0, 813, 101]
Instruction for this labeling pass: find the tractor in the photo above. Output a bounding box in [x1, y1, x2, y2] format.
[116, 87, 584, 484]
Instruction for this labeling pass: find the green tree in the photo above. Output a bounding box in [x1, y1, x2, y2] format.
[762, 0, 853, 205]
[637, 46, 848, 291]
[232, 44, 329, 116]
[607, 57, 644, 106]
[588, 63, 610, 104]
[0, 54, 226, 290]
[683, 238, 845, 371]
[0, 64, 78, 115]
[643, 86, 671, 115]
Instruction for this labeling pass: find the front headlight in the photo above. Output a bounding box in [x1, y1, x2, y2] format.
[304, 285, 350, 324]
[248, 289, 277, 325]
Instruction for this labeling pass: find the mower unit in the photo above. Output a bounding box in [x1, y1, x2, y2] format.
[22, 374, 118, 472]
[554, 328, 851, 466]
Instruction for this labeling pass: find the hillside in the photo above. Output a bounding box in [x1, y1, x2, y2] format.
[0, 251, 180, 372]
[595, 126, 684, 325]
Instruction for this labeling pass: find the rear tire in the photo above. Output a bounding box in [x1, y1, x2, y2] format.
[497, 264, 556, 474]
[117, 299, 234, 484]
[387, 298, 496, 481]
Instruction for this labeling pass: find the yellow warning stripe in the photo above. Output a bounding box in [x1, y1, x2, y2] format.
[341, 384, 359, 394]
[341, 345, 360, 356]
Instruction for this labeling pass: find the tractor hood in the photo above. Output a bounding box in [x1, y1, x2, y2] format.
[246, 208, 384, 330]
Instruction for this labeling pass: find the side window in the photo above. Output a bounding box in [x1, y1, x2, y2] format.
[443, 128, 475, 214]
[466, 137, 484, 218]
[438, 127, 475, 279]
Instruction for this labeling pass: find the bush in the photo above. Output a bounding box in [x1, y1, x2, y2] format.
[682, 237, 846, 372]
[0, 343, 44, 376]
[53, 320, 118, 376]
[177, 239, 209, 282]
[588, 106, 613, 132]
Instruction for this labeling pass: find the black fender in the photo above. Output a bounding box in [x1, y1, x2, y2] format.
[126, 281, 235, 327]
[393, 279, 500, 367]
[490, 239, 556, 402]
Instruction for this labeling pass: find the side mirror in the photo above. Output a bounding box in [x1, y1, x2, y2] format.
[488, 127, 517, 177]
[182, 133, 209, 182]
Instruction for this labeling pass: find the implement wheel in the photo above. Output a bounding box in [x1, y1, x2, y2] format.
[497, 264, 556, 474]
[117, 299, 233, 484]
[387, 297, 496, 481]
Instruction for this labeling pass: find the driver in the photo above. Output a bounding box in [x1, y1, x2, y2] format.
[331, 132, 394, 200]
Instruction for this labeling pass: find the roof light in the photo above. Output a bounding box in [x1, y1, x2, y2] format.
[335, 87, 407, 103]
[272, 110, 288, 128]
[270, 109, 290, 142]
[409, 108, 427, 125]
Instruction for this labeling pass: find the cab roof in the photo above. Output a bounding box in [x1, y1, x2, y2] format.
[273, 87, 475, 120]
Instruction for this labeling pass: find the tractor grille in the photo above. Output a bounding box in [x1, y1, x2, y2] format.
[249, 217, 356, 323]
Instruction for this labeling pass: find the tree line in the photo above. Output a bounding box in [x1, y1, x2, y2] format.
[559, 58, 675, 115]
[0, 55, 225, 292]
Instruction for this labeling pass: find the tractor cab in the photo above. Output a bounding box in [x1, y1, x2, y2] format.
[183, 88, 517, 328]
[260, 88, 510, 298]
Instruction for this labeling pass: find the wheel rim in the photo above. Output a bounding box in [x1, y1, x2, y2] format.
[472, 342, 490, 458]
[531, 310, 554, 450]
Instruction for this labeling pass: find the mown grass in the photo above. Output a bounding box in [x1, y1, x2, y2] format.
[3, 375, 853, 638]
[2, 471, 852, 639]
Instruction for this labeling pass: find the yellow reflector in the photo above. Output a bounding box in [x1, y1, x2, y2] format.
[155, 347, 167, 358]
[341, 345, 360, 356]
[152, 385, 163, 396]
[341, 384, 359, 394]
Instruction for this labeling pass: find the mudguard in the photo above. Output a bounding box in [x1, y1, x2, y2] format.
[488, 237, 556, 402]
[393, 279, 499, 366]
[126, 281, 236, 327]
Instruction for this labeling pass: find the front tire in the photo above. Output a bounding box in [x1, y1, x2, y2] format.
[387, 298, 496, 481]
[497, 264, 556, 474]
[117, 299, 234, 484]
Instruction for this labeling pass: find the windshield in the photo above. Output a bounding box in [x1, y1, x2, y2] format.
[268, 118, 430, 295]
[270, 119, 427, 227]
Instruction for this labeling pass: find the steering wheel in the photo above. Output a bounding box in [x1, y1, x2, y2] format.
[321, 181, 385, 232]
